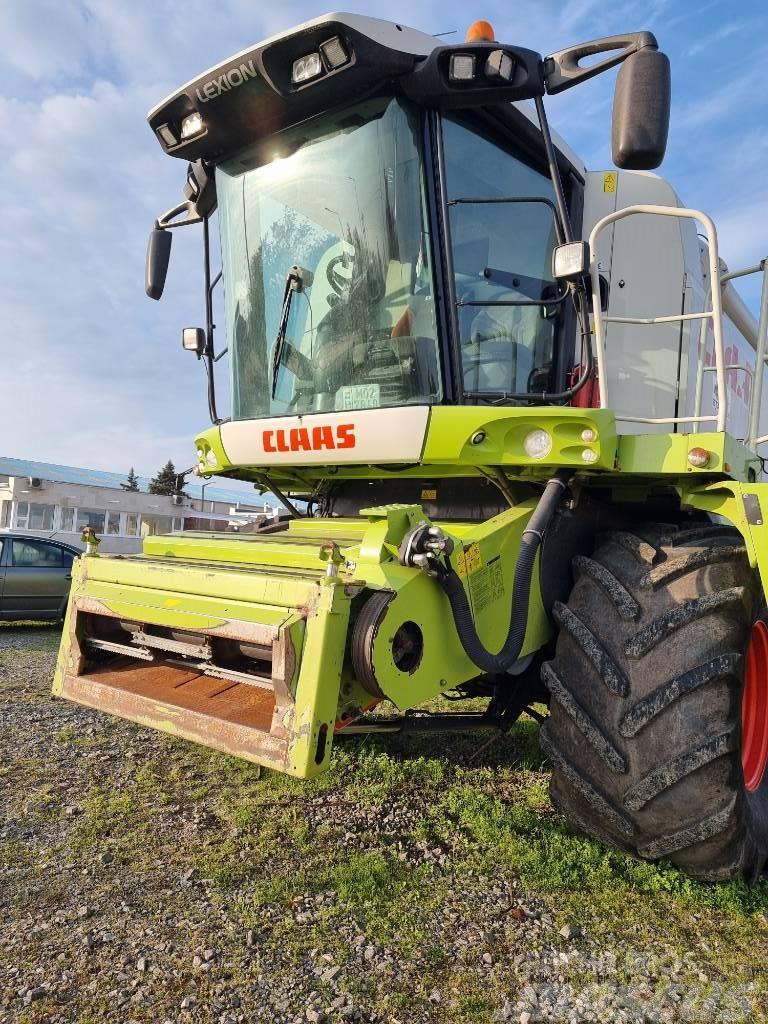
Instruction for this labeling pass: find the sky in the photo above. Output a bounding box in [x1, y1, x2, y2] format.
[1, 0, 766, 482]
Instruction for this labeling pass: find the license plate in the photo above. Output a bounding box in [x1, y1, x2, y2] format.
[336, 384, 381, 410]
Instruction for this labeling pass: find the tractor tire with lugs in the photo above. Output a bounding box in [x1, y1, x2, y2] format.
[541, 524, 768, 881]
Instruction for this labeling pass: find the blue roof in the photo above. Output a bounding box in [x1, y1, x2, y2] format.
[0, 457, 273, 509]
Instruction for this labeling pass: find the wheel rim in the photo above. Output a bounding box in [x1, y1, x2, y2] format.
[742, 620, 768, 792]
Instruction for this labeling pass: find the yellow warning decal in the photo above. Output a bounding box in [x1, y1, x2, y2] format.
[463, 542, 483, 575]
[421, 488, 437, 500]
[603, 171, 617, 194]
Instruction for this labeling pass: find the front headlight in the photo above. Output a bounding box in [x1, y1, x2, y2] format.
[523, 429, 552, 460]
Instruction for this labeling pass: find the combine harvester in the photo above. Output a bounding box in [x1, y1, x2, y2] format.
[54, 15, 768, 881]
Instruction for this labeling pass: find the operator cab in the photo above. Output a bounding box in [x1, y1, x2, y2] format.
[145, 13, 669, 430]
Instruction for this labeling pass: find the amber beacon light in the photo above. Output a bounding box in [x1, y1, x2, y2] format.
[465, 19, 495, 42]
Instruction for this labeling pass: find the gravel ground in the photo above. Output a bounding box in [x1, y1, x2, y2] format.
[2, 625, 767, 1024]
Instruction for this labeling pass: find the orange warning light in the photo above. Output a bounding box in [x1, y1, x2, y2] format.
[465, 19, 495, 42]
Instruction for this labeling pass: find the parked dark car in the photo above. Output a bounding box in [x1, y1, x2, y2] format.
[0, 535, 80, 621]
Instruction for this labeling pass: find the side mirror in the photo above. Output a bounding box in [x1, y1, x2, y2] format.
[612, 48, 670, 170]
[182, 327, 206, 357]
[146, 227, 172, 300]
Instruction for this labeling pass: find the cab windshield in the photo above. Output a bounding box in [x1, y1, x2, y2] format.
[216, 97, 441, 420]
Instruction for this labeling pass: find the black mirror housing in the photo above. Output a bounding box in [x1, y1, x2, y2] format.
[145, 228, 173, 300]
[612, 48, 670, 170]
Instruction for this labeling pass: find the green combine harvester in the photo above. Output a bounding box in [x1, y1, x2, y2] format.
[54, 14, 768, 881]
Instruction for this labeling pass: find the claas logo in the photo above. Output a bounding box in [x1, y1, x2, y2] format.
[262, 424, 356, 453]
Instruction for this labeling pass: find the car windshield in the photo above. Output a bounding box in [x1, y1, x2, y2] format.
[216, 97, 442, 420]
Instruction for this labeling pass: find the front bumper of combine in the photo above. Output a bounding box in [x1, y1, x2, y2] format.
[52, 548, 353, 778]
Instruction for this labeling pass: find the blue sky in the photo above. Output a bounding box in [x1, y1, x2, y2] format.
[1, 0, 766, 479]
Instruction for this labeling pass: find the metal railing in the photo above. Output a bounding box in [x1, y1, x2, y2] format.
[721, 261, 768, 448]
[588, 205, 728, 432]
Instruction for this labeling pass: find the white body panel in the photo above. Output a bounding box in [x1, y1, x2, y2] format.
[149, 13, 439, 118]
[583, 170, 762, 440]
[219, 406, 431, 466]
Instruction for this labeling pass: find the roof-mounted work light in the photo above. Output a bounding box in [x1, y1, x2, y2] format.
[485, 49, 515, 81]
[449, 54, 476, 81]
[320, 36, 349, 69]
[180, 111, 205, 140]
[155, 123, 178, 148]
[292, 52, 323, 84]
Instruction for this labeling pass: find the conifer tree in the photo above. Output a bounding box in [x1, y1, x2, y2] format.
[120, 467, 140, 492]
[149, 460, 180, 496]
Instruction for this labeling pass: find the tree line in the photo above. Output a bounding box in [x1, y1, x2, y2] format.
[120, 460, 182, 496]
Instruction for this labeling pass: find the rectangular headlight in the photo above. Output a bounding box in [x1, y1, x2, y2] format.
[320, 36, 349, 70]
[486, 49, 515, 82]
[180, 111, 205, 139]
[449, 54, 476, 81]
[292, 52, 323, 84]
[553, 241, 590, 281]
[156, 123, 178, 147]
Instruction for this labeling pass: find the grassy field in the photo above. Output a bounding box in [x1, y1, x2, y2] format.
[1, 621, 767, 1023]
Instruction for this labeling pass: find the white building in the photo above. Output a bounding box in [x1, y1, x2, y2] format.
[0, 457, 279, 554]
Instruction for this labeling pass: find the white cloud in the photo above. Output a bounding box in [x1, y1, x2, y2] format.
[687, 20, 747, 57]
[0, 0, 766, 480]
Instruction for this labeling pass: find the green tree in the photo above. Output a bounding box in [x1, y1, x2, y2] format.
[120, 467, 140, 492]
[148, 460, 180, 496]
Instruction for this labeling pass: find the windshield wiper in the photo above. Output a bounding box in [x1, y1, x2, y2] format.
[272, 265, 310, 399]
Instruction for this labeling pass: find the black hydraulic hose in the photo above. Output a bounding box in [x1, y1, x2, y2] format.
[436, 471, 572, 674]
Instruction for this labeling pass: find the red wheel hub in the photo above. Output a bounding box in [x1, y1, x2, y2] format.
[742, 620, 768, 792]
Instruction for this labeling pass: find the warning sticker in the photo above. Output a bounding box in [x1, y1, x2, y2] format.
[421, 488, 437, 501]
[455, 542, 482, 579]
[469, 557, 505, 614]
[464, 543, 482, 575]
[603, 171, 617, 194]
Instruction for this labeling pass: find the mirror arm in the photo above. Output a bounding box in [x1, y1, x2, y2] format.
[544, 31, 658, 95]
[156, 199, 204, 230]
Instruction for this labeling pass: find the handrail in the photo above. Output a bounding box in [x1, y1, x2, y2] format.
[699, 258, 768, 447]
[588, 204, 728, 432]
[746, 259, 768, 448]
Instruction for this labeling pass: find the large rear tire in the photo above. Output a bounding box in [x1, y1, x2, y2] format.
[541, 523, 768, 881]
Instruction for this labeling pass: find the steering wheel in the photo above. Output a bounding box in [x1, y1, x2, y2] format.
[326, 254, 355, 296]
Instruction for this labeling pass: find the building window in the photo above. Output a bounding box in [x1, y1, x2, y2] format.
[28, 503, 55, 530]
[125, 513, 139, 536]
[146, 516, 172, 536]
[105, 511, 121, 535]
[172, 517, 184, 532]
[0, 501, 10, 528]
[14, 502, 29, 528]
[75, 509, 106, 533]
[60, 508, 75, 532]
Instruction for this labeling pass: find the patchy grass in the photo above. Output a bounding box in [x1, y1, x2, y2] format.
[2, 630, 768, 1022]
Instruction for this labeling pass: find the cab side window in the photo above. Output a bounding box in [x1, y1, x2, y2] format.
[442, 116, 561, 398]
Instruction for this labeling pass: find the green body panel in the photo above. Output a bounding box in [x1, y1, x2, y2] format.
[52, 499, 547, 775]
[679, 480, 768, 586]
[193, 407, 619, 485]
[617, 432, 760, 479]
[54, 403, 768, 778]
[422, 407, 617, 471]
[347, 502, 548, 708]
[287, 580, 351, 774]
